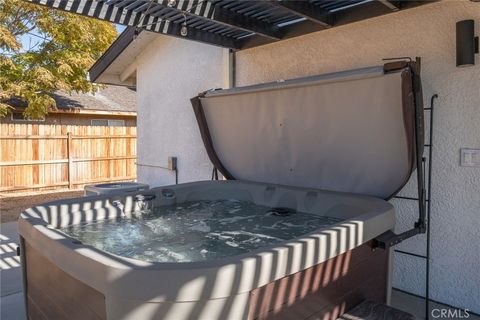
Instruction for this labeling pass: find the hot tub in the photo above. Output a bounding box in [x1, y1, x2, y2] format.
[19, 60, 423, 320]
[19, 180, 394, 320]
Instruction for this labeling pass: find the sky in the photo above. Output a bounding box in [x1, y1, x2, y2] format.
[116, 24, 126, 33]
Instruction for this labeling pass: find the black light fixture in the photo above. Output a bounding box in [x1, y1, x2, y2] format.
[456, 19, 479, 67]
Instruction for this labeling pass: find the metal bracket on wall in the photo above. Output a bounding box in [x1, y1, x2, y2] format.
[373, 93, 436, 249]
[374, 93, 438, 320]
[373, 94, 435, 249]
[373, 58, 431, 250]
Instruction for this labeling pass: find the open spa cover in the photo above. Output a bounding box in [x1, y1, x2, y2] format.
[191, 60, 423, 200]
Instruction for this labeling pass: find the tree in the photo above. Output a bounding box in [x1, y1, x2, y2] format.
[0, 0, 117, 119]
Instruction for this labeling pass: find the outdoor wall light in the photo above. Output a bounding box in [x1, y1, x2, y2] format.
[180, 13, 188, 37]
[456, 20, 479, 67]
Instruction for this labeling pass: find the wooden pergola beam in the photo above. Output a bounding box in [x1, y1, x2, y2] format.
[376, 0, 401, 11]
[143, 1, 283, 40]
[211, 5, 282, 40]
[333, 1, 432, 26]
[24, 0, 240, 49]
[24, 0, 437, 50]
[271, 0, 332, 27]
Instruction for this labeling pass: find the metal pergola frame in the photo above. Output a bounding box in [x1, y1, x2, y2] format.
[25, 0, 435, 50]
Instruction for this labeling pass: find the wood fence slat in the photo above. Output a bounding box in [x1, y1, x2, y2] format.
[0, 135, 136, 139]
[0, 124, 137, 193]
[67, 132, 73, 189]
[73, 156, 137, 162]
[0, 159, 69, 166]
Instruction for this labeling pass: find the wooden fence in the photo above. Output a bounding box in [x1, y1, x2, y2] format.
[0, 124, 137, 193]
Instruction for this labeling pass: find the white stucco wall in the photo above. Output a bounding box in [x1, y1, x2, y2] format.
[234, 1, 480, 313]
[134, 0, 479, 313]
[136, 36, 225, 187]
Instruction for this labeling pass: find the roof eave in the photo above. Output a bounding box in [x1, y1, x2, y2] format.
[89, 27, 139, 84]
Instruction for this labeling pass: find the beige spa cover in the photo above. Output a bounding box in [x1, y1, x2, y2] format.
[192, 64, 422, 199]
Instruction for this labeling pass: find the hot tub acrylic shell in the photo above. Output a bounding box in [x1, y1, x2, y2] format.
[84, 182, 150, 196]
[18, 180, 395, 320]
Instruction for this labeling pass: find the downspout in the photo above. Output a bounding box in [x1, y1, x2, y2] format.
[231, 49, 236, 88]
[223, 48, 236, 89]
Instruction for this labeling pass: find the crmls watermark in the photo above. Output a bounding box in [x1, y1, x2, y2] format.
[431, 308, 470, 319]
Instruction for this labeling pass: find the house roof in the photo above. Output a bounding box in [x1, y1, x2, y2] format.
[25, 0, 436, 50]
[9, 85, 136, 116]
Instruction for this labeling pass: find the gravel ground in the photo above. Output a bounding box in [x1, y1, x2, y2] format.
[0, 190, 84, 223]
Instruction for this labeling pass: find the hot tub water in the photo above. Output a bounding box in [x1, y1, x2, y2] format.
[61, 199, 342, 263]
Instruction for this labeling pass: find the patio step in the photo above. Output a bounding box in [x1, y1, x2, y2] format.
[337, 300, 415, 320]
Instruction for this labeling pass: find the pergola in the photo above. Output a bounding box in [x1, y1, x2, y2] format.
[25, 0, 435, 49]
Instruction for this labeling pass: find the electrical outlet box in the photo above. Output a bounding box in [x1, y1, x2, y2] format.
[168, 156, 177, 171]
[460, 148, 480, 167]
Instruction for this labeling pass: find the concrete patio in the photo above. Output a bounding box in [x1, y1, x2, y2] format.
[1, 220, 478, 320]
[1, 222, 25, 320]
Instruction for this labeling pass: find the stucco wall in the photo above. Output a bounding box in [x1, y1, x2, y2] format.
[135, 0, 479, 313]
[136, 36, 225, 187]
[235, 1, 480, 313]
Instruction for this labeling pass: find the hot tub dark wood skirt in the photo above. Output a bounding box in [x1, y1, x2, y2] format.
[22, 241, 107, 320]
[248, 242, 388, 320]
[22, 239, 387, 320]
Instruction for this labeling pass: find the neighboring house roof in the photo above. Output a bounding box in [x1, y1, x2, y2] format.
[89, 28, 159, 87]
[8, 85, 136, 116]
